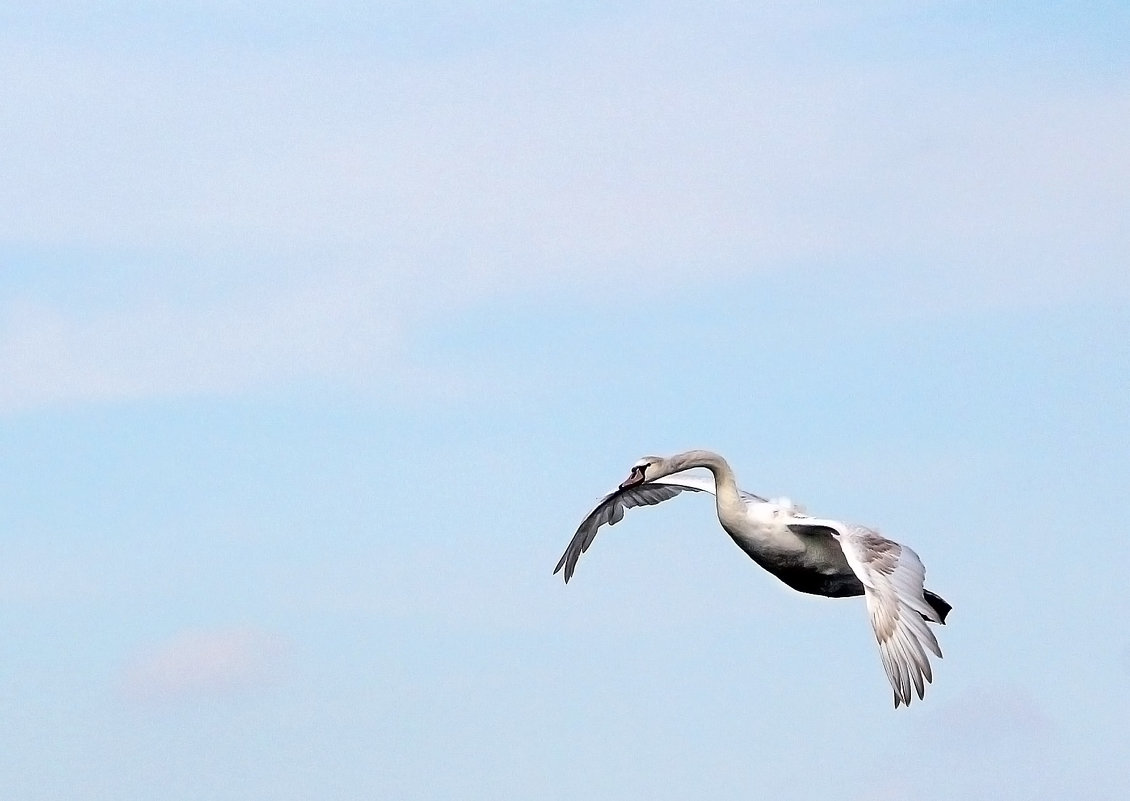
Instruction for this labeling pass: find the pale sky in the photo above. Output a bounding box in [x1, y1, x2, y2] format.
[2, 3, 1129, 799]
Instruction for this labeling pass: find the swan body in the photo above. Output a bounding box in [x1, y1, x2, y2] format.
[554, 450, 951, 708]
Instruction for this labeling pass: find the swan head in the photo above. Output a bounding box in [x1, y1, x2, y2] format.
[619, 456, 666, 489]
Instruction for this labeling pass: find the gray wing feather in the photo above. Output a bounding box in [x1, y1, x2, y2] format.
[554, 482, 704, 583]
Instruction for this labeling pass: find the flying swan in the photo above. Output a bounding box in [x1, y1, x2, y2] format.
[554, 449, 951, 707]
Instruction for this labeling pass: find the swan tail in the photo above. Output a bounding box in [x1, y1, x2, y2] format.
[922, 590, 952, 624]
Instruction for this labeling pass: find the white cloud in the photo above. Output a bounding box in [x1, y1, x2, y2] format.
[0, 271, 407, 412]
[3, 19, 1126, 282]
[120, 626, 289, 702]
[1, 7, 1127, 411]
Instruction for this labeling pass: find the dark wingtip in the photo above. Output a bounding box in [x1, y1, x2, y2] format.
[552, 553, 574, 583]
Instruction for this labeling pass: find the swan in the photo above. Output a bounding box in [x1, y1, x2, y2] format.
[554, 449, 951, 708]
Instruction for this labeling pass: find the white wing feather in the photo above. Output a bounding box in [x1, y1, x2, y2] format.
[804, 519, 943, 707]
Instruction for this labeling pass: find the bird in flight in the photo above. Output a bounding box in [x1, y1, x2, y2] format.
[555, 450, 951, 708]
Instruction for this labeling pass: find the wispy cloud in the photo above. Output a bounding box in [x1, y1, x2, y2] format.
[924, 684, 1056, 748]
[120, 626, 289, 703]
[0, 270, 410, 412]
[2, 4, 1127, 413]
[853, 684, 1066, 801]
[6, 38, 1126, 283]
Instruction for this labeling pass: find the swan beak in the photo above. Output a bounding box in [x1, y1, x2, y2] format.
[619, 467, 646, 490]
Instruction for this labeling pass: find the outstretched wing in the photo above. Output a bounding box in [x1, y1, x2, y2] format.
[789, 520, 943, 708]
[554, 475, 717, 583]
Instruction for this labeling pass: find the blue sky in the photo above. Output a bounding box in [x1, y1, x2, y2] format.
[2, 2, 1129, 799]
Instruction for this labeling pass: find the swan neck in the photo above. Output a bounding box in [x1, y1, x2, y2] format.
[670, 450, 743, 511]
